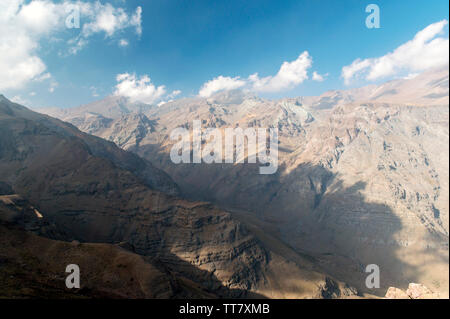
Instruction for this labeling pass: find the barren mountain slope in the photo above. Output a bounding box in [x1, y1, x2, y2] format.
[0, 222, 217, 299]
[141, 99, 449, 296]
[0, 95, 358, 299]
[296, 68, 449, 109]
[39, 68, 449, 296]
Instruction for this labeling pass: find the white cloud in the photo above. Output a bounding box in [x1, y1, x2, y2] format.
[68, 3, 142, 54]
[156, 91, 182, 106]
[0, 0, 47, 90]
[67, 37, 88, 55]
[198, 51, 314, 97]
[342, 20, 449, 85]
[157, 99, 175, 107]
[312, 71, 328, 82]
[119, 39, 129, 47]
[35, 72, 52, 82]
[199, 76, 246, 98]
[249, 51, 312, 92]
[81, 3, 142, 38]
[0, 0, 142, 91]
[17, 0, 60, 34]
[168, 90, 182, 98]
[131, 6, 142, 36]
[114, 73, 167, 104]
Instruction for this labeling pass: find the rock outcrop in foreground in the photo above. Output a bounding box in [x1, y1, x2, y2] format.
[385, 283, 441, 299]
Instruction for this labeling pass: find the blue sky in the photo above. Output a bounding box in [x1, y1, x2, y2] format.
[1, 0, 448, 108]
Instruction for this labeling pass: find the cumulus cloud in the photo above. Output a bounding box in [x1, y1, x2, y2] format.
[81, 3, 141, 38]
[342, 20, 449, 85]
[312, 71, 328, 82]
[249, 51, 312, 92]
[199, 76, 247, 98]
[113, 73, 167, 104]
[0, 0, 47, 90]
[68, 2, 142, 54]
[198, 51, 314, 97]
[0, 0, 142, 91]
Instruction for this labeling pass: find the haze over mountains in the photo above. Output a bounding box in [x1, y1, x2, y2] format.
[37, 67, 449, 297]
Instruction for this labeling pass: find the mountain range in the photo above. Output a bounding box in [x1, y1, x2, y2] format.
[0, 94, 361, 299]
[1, 67, 448, 298]
[38, 68, 449, 297]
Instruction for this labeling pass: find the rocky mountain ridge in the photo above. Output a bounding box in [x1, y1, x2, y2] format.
[0, 95, 359, 298]
[37, 68, 449, 297]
